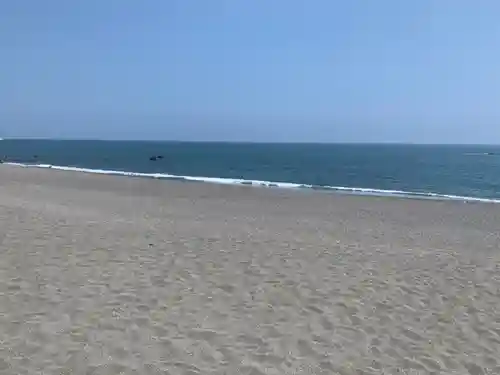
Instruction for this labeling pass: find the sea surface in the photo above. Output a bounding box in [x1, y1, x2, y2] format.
[1, 140, 500, 202]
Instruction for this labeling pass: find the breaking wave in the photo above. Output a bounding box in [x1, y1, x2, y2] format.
[5, 162, 500, 203]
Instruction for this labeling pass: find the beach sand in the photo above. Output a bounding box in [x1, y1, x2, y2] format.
[1, 165, 500, 375]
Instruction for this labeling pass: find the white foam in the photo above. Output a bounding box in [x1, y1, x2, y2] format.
[324, 185, 500, 203]
[4, 162, 500, 203]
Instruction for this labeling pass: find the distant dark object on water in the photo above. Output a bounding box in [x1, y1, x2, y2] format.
[149, 155, 164, 161]
[33, 155, 38, 159]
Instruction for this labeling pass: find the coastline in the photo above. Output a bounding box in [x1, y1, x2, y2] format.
[3, 161, 500, 204]
[1, 164, 499, 374]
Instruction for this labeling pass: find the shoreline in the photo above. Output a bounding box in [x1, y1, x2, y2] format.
[3, 161, 500, 204]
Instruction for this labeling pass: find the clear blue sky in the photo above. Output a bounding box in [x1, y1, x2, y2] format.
[1, 1, 500, 142]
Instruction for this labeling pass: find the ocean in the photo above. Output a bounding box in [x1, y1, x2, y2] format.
[1, 140, 500, 202]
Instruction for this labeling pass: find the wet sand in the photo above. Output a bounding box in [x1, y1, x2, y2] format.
[1, 164, 500, 374]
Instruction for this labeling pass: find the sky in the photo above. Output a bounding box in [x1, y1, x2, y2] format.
[1, 1, 500, 142]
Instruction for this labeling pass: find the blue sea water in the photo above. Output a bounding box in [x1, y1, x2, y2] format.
[1, 140, 500, 202]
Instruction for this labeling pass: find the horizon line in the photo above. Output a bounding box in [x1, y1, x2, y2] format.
[1, 137, 500, 146]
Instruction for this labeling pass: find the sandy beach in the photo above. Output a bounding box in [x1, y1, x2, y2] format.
[0, 165, 499, 374]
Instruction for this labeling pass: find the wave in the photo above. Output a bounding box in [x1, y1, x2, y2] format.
[464, 152, 498, 156]
[4, 162, 500, 204]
